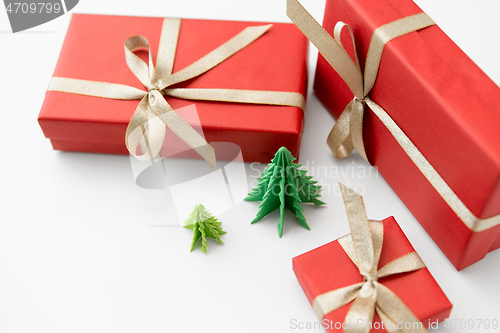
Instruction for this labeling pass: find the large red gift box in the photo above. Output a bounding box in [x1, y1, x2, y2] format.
[293, 216, 452, 332]
[38, 14, 309, 163]
[313, 0, 500, 270]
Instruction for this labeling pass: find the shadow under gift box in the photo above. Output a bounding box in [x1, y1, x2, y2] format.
[38, 14, 309, 163]
[314, 0, 500, 270]
[293, 217, 452, 332]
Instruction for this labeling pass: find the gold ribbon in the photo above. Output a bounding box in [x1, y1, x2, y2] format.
[48, 18, 306, 169]
[287, 0, 500, 232]
[312, 184, 428, 333]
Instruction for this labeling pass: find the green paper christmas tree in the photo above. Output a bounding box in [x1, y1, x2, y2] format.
[183, 204, 226, 253]
[245, 146, 325, 237]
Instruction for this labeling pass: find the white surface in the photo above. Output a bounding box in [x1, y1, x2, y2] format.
[1, 0, 500, 332]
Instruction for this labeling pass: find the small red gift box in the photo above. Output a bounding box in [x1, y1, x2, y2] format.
[38, 14, 309, 163]
[293, 216, 452, 333]
[311, 0, 500, 270]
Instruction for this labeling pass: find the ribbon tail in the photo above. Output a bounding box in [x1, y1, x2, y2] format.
[344, 282, 377, 333]
[375, 306, 402, 333]
[126, 94, 166, 161]
[312, 283, 363, 320]
[326, 99, 355, 158]
[376, 284, 428, 333]
[349, 99, 369, 162]
[164, 88, 306, 110]
[326, 98, 368, 162]
[150, 90, 217, 169]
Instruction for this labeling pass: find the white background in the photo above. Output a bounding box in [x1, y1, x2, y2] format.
[1, 0, 500, 332]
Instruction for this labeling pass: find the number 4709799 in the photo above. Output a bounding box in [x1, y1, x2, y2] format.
[443, 319, 499, 330]
[5, 2, 62, 14]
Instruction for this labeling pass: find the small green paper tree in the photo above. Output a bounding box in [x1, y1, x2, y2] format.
[245, 146, 325, 237]
[183, 204, 226, 253]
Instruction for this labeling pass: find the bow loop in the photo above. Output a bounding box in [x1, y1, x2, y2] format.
[125, 94, 166, 162]
[124, 35, 158, 89]
[340, 183, 376, 275]
[333, 21, 362, 91]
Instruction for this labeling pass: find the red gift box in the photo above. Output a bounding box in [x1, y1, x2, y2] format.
[312, 0, 500, 270]
[38, 14, 309, 163]
[293, 216, 452, 332]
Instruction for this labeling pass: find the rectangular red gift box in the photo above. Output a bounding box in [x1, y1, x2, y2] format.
[38, 14, 309, 163]
[293, 216, 452, 332]
[314, 0, 500, 270]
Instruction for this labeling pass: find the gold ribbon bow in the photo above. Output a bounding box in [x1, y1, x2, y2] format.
[48, 18, 306, 169]
[312, 184, 427, 333]
[287, 0, 500, 232]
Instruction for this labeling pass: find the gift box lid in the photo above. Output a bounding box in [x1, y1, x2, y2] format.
[314, 0, 500, 219]
[293, 216, 453, 331]
[38, 14, 309, 160]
